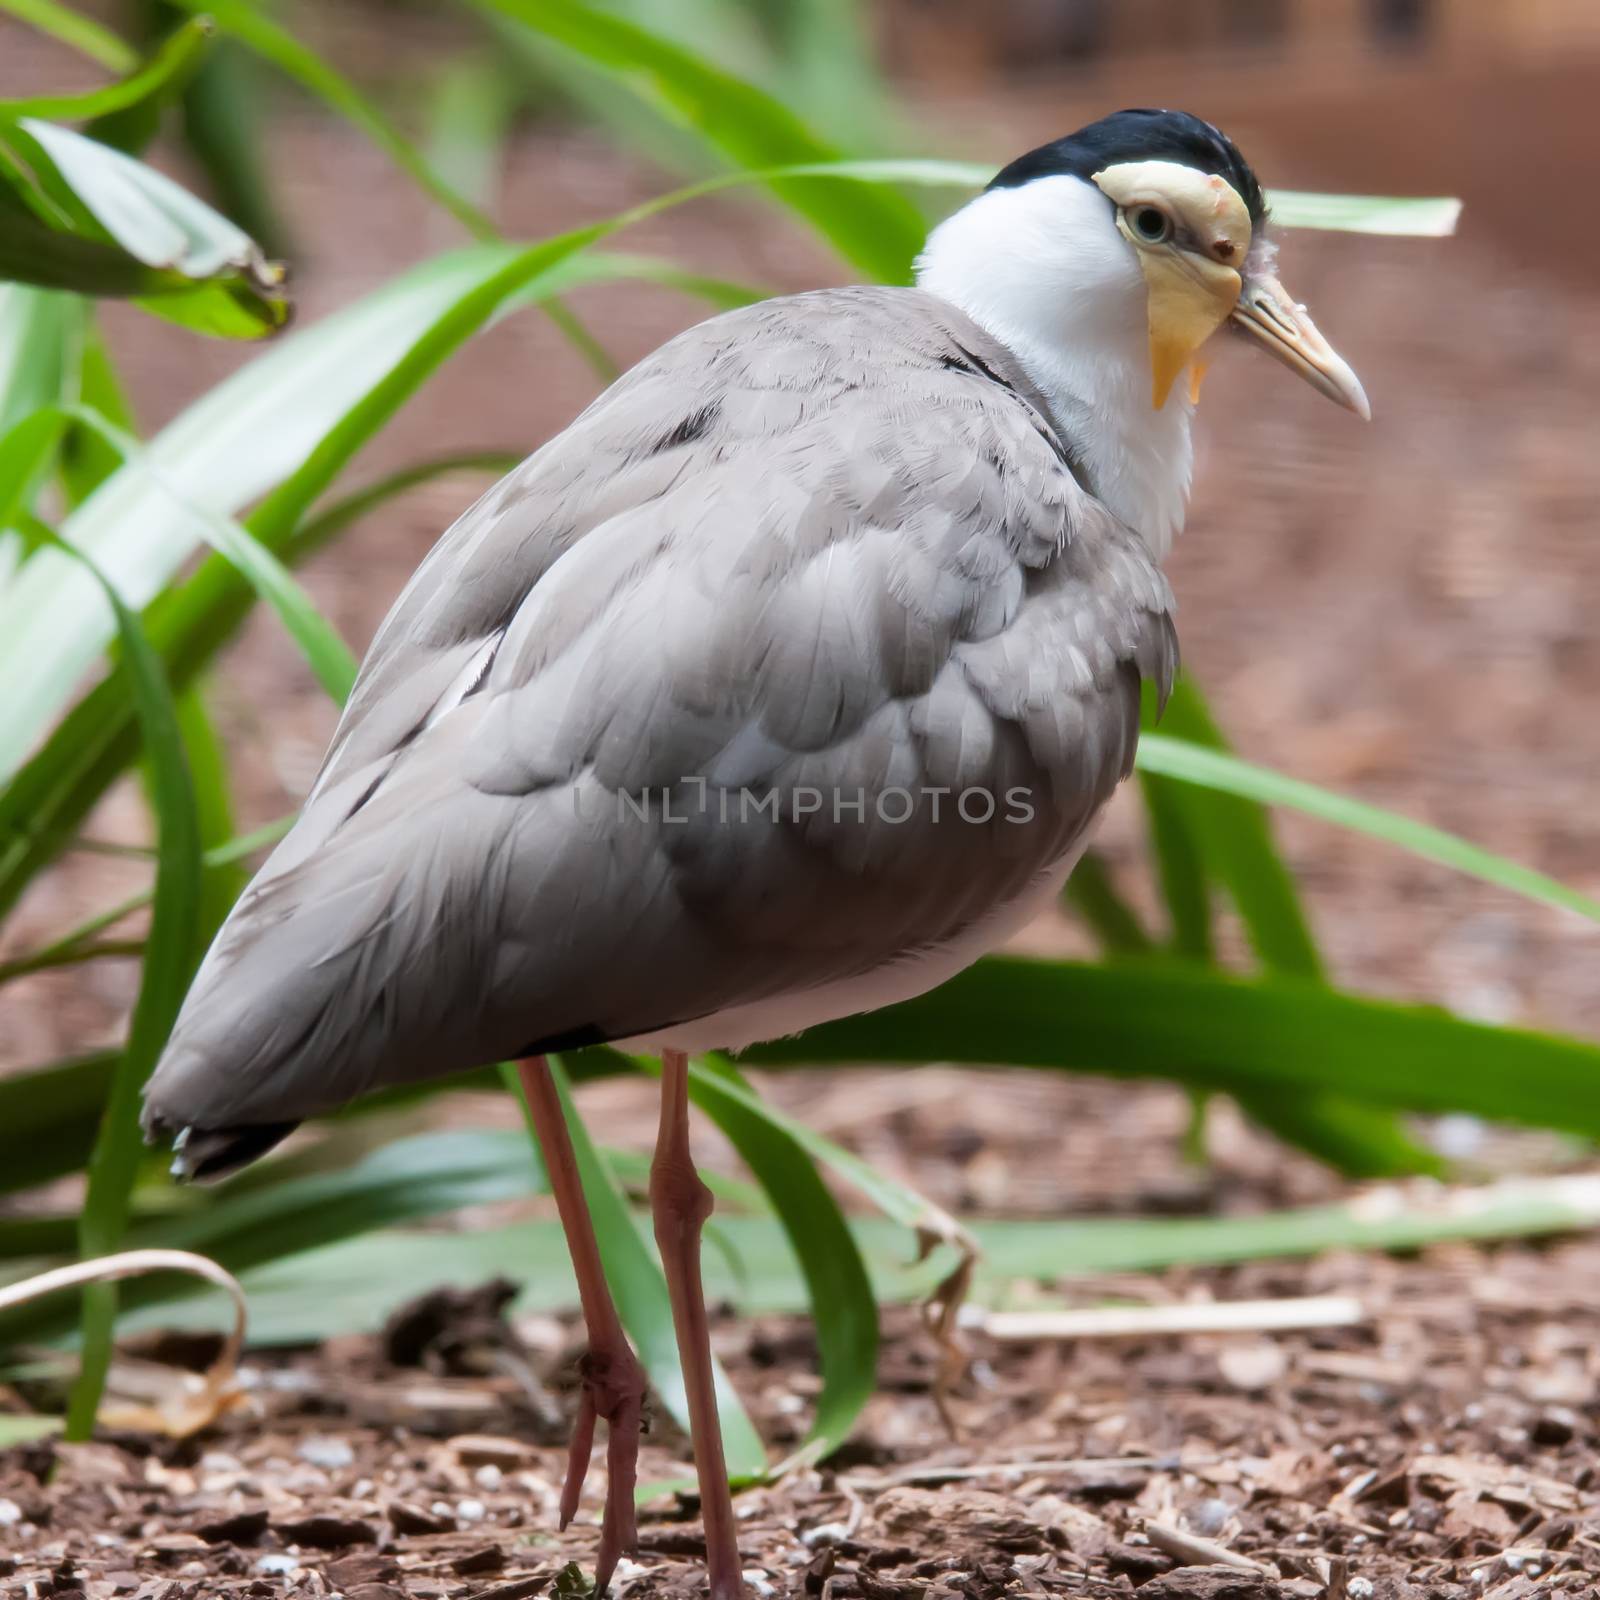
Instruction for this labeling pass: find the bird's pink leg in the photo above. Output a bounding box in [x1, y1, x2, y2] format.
[516, 1056, 645, 1594]
[650, 1048, 746, 1600]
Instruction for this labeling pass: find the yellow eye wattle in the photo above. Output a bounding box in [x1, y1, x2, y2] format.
[1091, 160, 1256, 410]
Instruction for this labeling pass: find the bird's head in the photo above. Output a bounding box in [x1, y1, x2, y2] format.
[919, 108, 1369, 422]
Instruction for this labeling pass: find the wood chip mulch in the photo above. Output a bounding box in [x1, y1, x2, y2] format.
[5, 1225, 1600, 1600]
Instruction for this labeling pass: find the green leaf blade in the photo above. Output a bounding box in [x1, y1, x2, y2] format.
[1137, 732, 1600, 928]
[469, 0, 928, 283]
[39, 534, 201, 1437]
[0, 16, 213, 121]
[746, 955, 1600, 1143]
[685, 1056, 877, 1466]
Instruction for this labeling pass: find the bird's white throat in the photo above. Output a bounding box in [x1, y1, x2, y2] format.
[916, 174, 1195, 561]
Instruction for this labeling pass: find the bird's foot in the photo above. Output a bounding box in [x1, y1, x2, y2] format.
[562, 1339, 647, 1595]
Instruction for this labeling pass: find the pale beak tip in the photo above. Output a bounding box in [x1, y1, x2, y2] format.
[1321, 345, 1372, 421]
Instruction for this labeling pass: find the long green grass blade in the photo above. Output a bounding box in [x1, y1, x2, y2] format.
[173, 685, 245, 946]
[173, 493, 358, 703]
[137, 1131, 544, 1281]
[76, 1173, 1600, 1349]
[0, 1053, 116, 1198]
[1141, 680, 1434, 1176]
[746, 956, 1600, 1141]
[1060, 850, 1154, 957]
[0, 284, 81, 434]
[0, 16, 211, 120]
[171, 31, 285, 250]
[1149, 679, 1322, 975]
[41, 534, 200, 1439]
[0, 286, 81, 587]
[426, 53, 518, 213]
[0, 1414, 61, 1444]
[0, 1131, 548, 1348]
[83, 11, 210, 157]
[18, 401, 359, 702]
[58, 312, 134, 507]
[1269, 190, 1462, 236]
[468, 0, 927, 283]
[165, 0, 495, 242]
[0, 410, 68, 535]
[1138, 732, 1600, 927]
[1138, 769, 1214, 962]
[0, 0, 138, 72]
[501, 1059, 767, 1481]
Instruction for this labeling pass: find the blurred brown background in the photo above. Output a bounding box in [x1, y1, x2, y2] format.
[4, 0, 1599, 1105]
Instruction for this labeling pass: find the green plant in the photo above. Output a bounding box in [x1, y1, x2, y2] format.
[0, 0, 1588, 1479]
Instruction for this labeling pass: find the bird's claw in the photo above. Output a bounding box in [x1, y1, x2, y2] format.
[562, 1341, 647, 1595]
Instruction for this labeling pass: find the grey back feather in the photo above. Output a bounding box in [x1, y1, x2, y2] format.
[144, 287, 1176, 1135]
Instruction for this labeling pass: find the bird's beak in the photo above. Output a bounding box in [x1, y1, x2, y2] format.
[1229, 273, 1371, 420]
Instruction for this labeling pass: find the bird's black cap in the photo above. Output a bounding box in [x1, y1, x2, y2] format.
[988, 109, 1266, 225]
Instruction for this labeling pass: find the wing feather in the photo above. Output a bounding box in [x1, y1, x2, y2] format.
[145, 286, 1176, 1134]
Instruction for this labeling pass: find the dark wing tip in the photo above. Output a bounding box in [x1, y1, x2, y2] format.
[166, 1121, 301, 1184]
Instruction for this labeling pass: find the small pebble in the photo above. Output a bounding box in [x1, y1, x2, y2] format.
[800, 1522, 850, 1549]
[1347, 1580, 1373, 1600]
[474, 1464, 504, 1492]
[456, 1498, 487, 1523]
[1187, 1498, 1231, 1538]
[257, 1554, 302, 1577]
[429, 1500, 456, 1522]
[0, 1501, 20, 1528]
[743, 1571, 776, 1598]
[298, 1435, 356, 1471]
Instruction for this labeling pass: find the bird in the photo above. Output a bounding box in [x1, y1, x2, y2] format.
[143, 108, 1367, 1599]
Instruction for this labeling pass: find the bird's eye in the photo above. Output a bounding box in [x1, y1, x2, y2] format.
[1129, 206, 1171, 244]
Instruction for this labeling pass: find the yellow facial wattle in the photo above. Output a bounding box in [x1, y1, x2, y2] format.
[1140, 251, 1241, 409]
[1090, 160, 1254, 411]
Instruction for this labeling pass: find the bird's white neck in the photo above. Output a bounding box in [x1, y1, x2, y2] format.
[915, 176, 1194, 562]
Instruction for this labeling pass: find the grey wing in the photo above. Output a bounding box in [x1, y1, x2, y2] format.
[144, 287, 1175, 1138]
